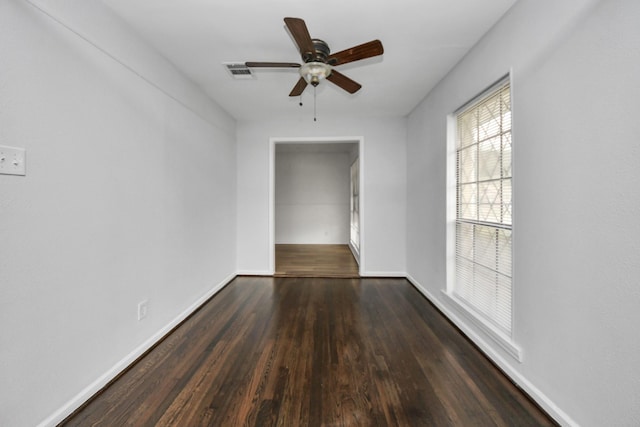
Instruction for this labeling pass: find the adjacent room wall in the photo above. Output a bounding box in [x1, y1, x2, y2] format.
[406, 0, 640, 425]
[275, 148, 351, 244]
[237, 117, 407, 276]
[0, 1, 236, 426]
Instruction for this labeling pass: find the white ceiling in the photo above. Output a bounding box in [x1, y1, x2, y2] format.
[100, 0, 517, 121]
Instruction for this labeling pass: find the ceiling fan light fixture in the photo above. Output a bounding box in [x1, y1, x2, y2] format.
[299, 61, 332, 86]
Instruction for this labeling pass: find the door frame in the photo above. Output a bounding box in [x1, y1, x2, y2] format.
[269, 136, 365, 275]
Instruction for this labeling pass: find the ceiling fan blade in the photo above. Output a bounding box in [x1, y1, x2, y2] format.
[289, 77, 308, 97]
[327, 40, 384, 66]
[326, 70, 362, 94]
[245, 62, 300, 68]
[284, 17, 315, 58]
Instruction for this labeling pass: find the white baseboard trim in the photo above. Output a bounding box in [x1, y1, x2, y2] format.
[405, 274, 578, 427]
[348, 242, 360, 265]
[37, 273, 237, 427]
[236, 269, 273, 276]
[361, 271, 406, 278]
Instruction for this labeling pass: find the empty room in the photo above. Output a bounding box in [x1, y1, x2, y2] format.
[1, 0, 639, 426]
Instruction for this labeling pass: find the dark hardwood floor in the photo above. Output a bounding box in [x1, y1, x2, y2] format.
[275, 244, 359, 278]
[62, 277, 554, 426]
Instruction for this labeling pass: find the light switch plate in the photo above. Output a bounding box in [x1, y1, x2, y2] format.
[137, 300, 148, 321]
[0, 145, 26, 176]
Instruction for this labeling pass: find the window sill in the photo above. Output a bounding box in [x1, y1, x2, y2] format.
[442, 290, 523, 362]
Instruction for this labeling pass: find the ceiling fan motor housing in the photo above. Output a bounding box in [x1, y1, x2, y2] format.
[303, 39, 330, 63]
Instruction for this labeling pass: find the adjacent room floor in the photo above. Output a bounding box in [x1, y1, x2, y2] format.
[275, 244, 359, 278]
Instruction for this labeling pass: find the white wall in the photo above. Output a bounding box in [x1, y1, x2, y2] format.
[406, 0, 640, 425]
[237, 117, 406, 276]
[275, 149, 351, 244]
[0, 1, 236, 426]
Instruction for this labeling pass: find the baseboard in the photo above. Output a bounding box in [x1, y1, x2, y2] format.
[360, 271, 406, 278]
[236, 269, 274, 276]
[405, 274, 578, 427]
[37, 272, 237, 427]
[348, 242, 360, 265]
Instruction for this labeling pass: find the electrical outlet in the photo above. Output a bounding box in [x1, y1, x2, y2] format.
[137, 300, 148, 321]
[0, 145, 26, 176]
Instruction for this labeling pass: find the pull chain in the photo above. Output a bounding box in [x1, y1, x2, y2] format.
[314, 86, 317, 122]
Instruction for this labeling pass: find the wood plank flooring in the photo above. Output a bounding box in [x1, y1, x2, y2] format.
[62, 277, 555, 426]
[275, 244, 359, 278]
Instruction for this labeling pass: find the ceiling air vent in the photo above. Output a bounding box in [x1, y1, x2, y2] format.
[224, 63, 254, 79]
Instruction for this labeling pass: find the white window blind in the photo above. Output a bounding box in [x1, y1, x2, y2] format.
[454, 80, 512, 334]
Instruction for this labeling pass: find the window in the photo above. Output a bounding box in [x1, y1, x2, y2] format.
[451, 79, 513, 337]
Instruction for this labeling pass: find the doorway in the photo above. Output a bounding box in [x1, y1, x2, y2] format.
[269, 137, 364, 276]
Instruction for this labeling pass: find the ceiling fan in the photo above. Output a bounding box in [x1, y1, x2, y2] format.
[245, 17, 384, 97]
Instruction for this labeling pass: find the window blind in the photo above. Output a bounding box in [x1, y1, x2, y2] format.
[455, 80, 512, 334]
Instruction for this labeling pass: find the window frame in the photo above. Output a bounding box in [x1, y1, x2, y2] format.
[445, 75, 522, 361]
